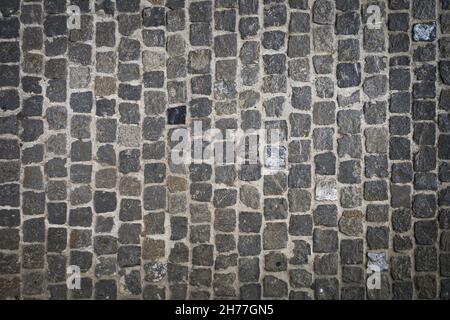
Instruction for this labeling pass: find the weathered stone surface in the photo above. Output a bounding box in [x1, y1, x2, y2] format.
[1, 0, 447, 301]
[315, 179, 338, 201]
[363, 75, 388, 98]
[339, 211, 363, 237]
[312, 0, 334, 25]
[313, 229, 338, 253]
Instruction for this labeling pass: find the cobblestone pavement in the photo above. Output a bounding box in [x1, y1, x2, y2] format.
[0, 0, 450, 300]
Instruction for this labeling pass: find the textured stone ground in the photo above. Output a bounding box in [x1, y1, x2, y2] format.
[0, 0, 450, 300]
